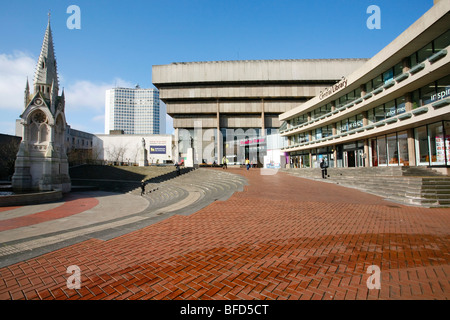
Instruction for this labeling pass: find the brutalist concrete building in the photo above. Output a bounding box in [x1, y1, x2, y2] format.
[152, 59, 367, 165]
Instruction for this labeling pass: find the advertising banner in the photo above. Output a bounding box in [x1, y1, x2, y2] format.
[150, 146, 166, 154]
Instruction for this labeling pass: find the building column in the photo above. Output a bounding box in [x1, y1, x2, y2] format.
[407, 128, 416, 166]
[261, 98, 265, 134]
[360, 84, 366, 97]
[216, 99, 221, 163]
[364, 139, 370, 167]
[362, 111, 368, 126]
[405, 92, 413, 112]
[402, 57, 410, 73]
[332, 145, 337, 168]
[174, 128, 180, 163]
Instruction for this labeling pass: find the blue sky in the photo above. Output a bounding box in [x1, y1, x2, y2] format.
[0, 0, 433, 135]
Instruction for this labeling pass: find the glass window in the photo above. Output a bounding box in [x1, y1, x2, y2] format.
[415, 126, 429, 165]
[387, 133, 398, 165]
[375, 105, 385, 122]
[348, 117, 357, 131]
[354, 87, 362, 99]
[394, 62, 403, 77]
[373, 75, 383, 89]
[421, 82, 436, 106]
[398, 131, 409, 166]
[365, 80, 373, 93]
[434, 29, 450, 52]
[396, 96, 406, 114]
[368, 109, 375, 124]
[347, 91, 355, 102]
[377, 136, 387, 166]
[339, 96, 347, 108]
[356, 114, 363, 128]
[411, 89, 421, 109]
[385, 100, 396, 118]
[417, 42, 433, 63]
[315, 128, 322, 140]
[429, 122, 445, 165]
[410, 52, 418, 68]
[383, 69, 394, 83]
[434, 75, 450, 103]
[341, 119, 348, 132]
[322, 125, 332, 138]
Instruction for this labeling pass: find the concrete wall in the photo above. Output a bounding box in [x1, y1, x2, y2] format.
[153, 59, 369, 85]
[93, 134, 174, 164]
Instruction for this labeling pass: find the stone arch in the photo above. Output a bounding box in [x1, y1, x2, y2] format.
[39, 123, 49, 143]
[29, 123, 39, 143]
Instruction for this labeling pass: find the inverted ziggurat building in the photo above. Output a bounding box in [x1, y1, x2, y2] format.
[153, 59, 367, 165]
[279, 0, 450, 173]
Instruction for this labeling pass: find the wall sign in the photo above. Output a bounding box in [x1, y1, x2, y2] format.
[319, 76, 348, 100]
[150, 146, 166, 154]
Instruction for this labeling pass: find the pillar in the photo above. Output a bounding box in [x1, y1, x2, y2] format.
[216, 99, 221, 163]
[407, 128, 416, 166]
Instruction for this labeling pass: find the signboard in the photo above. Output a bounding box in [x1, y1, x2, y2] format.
[319, 76, 348, 100]
[150, 145, 166, 154]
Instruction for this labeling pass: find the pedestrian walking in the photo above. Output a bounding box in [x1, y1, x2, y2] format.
[320, 159, 328, 179]
[222, 156, 228, 169]
[175, 162, 181, 176]
[245, 158, 250, 170]
[140, 180, 146, 196]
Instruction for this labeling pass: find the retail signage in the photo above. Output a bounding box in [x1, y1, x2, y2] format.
[150, 145, 166, 154]
[239, 138, 265, 146]
[431, 86, 450, 102]
[319, 76, 348, 100]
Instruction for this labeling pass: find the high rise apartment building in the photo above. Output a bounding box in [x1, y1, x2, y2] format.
[105, 86, 161, 135]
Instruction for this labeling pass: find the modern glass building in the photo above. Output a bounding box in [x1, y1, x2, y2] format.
[279, 0, 450, 174]
[105, 86, 160, 135]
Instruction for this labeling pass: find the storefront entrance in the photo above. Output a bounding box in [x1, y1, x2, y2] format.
[342, 142, 365, 167]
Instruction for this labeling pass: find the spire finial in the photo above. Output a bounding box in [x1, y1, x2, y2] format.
[48, 10, 51, 23]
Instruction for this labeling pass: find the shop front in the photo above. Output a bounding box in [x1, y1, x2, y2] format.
[415, 121, 450, 166]
[367, 121, 450, 168]
[335, 141, 365, 168]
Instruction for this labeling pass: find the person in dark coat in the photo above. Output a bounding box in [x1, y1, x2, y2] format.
[175, 162, 181, 176]
[140, 180, 146, 196]
[320, 159, 328, 179]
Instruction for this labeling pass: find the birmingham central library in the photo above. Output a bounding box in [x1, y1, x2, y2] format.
[153, 0, 450, 171]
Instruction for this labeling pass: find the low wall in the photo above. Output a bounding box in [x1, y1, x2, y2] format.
[0, 190, 63, 207]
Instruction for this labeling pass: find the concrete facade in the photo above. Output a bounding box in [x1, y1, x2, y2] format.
[279, 0, 450, 173]
[152, 59, 367, 165]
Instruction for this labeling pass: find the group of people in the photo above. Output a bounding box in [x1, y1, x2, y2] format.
[222, 156, 256, 171]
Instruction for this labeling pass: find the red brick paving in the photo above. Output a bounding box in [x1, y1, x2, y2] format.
[0, 168, 449, 300]
[0, 193, 99, 232]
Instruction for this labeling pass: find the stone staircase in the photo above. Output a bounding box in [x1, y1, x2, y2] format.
[132, 168, 248, 216]
[280, 166, 450, 207]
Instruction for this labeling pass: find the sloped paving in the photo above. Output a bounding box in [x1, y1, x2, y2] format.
[0, 168, 449, 301]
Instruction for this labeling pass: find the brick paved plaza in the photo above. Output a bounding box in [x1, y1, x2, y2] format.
[0, 168, 449, 301]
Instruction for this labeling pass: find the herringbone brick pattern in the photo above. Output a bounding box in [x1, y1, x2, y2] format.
[0, 168, 449, 300]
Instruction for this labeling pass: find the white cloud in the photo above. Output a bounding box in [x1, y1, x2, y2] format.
[64, 77, 133, 111]
[0, 51, 36, 110]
